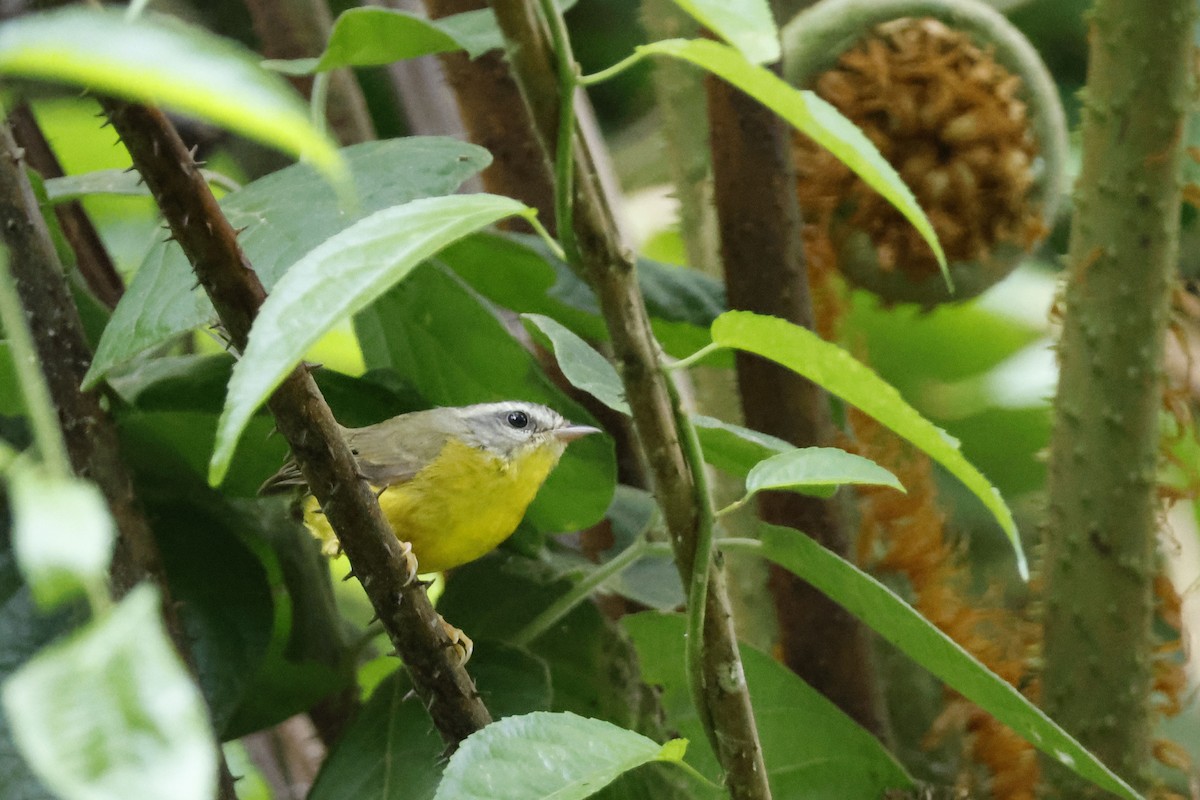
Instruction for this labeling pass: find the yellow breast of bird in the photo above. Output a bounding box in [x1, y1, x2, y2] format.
[303, 437, 563, 573]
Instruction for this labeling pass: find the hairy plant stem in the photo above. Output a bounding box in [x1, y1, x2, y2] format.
[0, 119, 240, 800]
[100, 99, 492, 749]
[1042, 0, 1195, 793]
[488, 2, 770, 797]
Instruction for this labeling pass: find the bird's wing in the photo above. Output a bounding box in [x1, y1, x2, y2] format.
[257, 411, 462, 495]
[344, 414, 455, 486]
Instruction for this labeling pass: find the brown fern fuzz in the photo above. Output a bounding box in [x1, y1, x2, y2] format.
[793, 18, 1046, 301]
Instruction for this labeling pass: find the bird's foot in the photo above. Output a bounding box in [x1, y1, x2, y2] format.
[396, 539, 420, 585]
[439, 615, 474, 666]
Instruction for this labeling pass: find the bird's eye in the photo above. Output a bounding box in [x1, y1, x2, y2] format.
[506, 410, 529, 429]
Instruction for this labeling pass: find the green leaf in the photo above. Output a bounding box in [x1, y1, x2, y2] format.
[42, 168, 234, 203]
[7, 466, 114, 610]
[444, 232, 726, 359]
[436, 559, 695, 800]
[266, 8, 467, 75]
[711, 310, 1026, 577]
[210, 192, 535, 484]
[85, 137, 491, 387]
[624, 612, 913, 797]
[587, 486, 682, 611]
[0, 7, 341, 177]
[0, 533, 88, 800]
[542, 485, 683, 612]
[355, 264, 614, 534]
[522, 313, 630, 415]
[442, 233, 609, 342]
[2, 584, 218, 800]
[437, 555, 664, 724]
[265, 0, 588, 74]
[433, 711, 687, 800]
[597, 39, 946, 282]
[461, 234, 725, 357]
[219, 499, 355, 738]
[115, 415, 353, 736]
[311, 644, 552, 800]
[692, 415, 795, 477]
[745, 447, 903, 500]
[668, 0, 779, 64]
[748, 524, 1140, 800]
[310, 670, 444, 800]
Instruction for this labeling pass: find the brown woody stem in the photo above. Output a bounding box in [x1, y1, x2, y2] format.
[0, 117, 240, 800]
[99, 99, 492, 748]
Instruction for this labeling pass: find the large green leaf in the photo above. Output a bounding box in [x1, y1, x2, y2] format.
[310, 669, 444, 800]
[624, 612, 913, 798]
[6, 465, 113, 610]
[543, 485, 684, 612]
[441, 233, 608, 342]
[744, 524, 1140, 800]
[219, 499, 355, 738]
[587, 39, 946, 282]
[117, 415, 352, 737]
[433, 712, 688, 800]
[0, 7, 340, 176]
[210, 193, 535, 484]
[710, 310, 1026, 577]
[2, 585, 218, 800]
[438, 554, 680, 732]
[267, 8, 487, 76]
[85, 137, 491, 388]
[743, 447, 903, 500]
[442, 232, 726, 359]
[667, 0, 779, 64]
[266, 0, 583, 74]
[42, 168, 235, 203]
[0, 528, 86, 800]
[355, 264, 614, 534]
[310, 644, 551, 800]
[522, 313, 629, 415]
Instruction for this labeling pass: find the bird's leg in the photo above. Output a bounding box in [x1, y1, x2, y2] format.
[395, 538, 420, 586]
[438, 615, 474, 666]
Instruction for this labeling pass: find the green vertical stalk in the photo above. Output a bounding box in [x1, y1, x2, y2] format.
[638, 0, 721, 277]
[488, 1, 771, 796]
[1042, 0, 1194, 793]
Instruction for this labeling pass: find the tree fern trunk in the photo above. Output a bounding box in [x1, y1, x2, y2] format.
[1042, 0, 1194, 793]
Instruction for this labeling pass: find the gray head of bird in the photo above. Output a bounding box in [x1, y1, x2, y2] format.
[454, 402, 600, 460]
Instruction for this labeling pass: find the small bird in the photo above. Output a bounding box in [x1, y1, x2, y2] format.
[260, 401, 600, 574]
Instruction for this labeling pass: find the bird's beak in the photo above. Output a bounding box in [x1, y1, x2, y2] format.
[554, 424, 602, 442]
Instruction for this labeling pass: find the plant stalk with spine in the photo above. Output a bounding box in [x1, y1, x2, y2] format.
[99, 98, 493, 750]
[1042, 0, 1195, 793]
[0, 117, 242, 800]
[487, 1, 770, 796]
